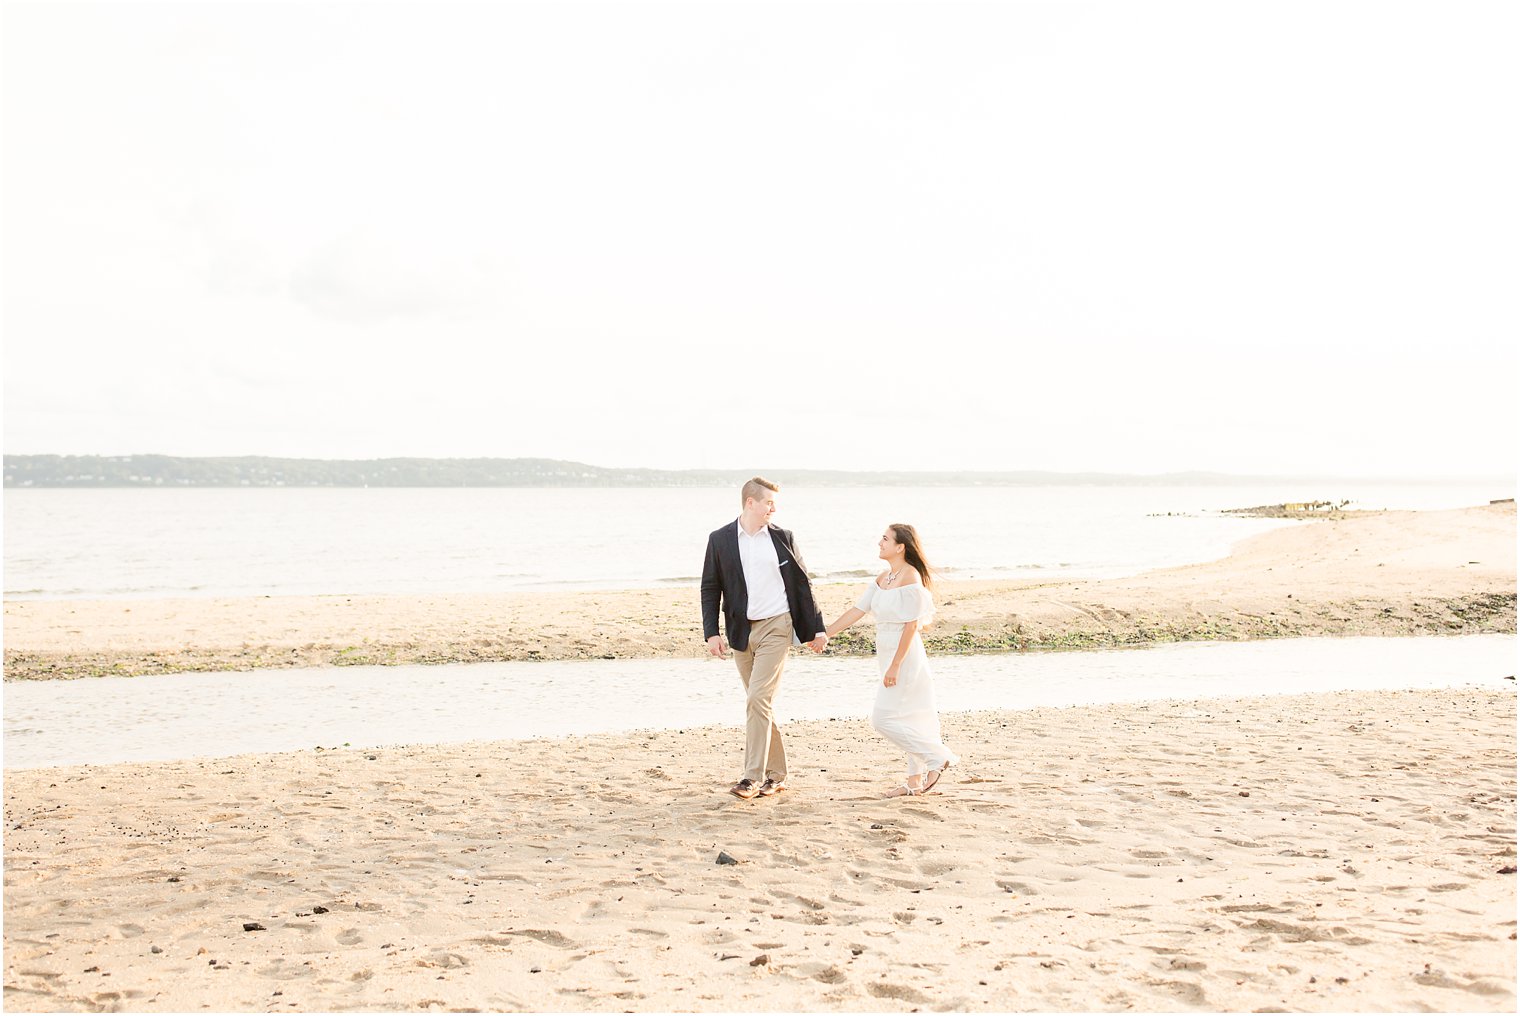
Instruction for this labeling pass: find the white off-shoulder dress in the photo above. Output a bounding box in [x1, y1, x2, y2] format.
[855, 581, 960, 780]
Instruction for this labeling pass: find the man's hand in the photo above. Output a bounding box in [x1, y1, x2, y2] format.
[706, 635, 728, 659]
[809, 634, 828, 654]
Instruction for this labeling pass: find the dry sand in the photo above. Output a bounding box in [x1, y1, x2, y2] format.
[4, 688, 1514, 1012]
[4, 503, 1514, 681]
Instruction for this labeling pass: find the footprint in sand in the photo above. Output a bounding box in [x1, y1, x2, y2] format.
[492, 928, 577, 948]
[868, 982, 929, 1003]
[1240, 918, 1371, 945]
[900, 808, 944, 822]
[1428, 882, 1469, 893]
[1219, 903, 1290, 915]
[1146, 978, 1209, 1006]
[1414, 967, 1512, 996]
[336, 928, 363, 946]
[773, 892, 826, 911]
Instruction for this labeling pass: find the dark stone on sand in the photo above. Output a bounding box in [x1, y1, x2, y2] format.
[243, 922, 266, 932]
[750, 954, 770, 967]
[167, 876, 181, 882]
[717, 851, 738, 865]
[1499, 865, 1517, 875]
[530, 966, 542, 974]
[312, 906, 330, 914]
[150, 946, 162, 954]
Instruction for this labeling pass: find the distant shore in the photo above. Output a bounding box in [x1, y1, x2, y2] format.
[3, 503, 1512, 681]
[12, 451, 1507, 488]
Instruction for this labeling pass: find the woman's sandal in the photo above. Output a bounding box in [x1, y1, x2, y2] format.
[884, 782, 923, 798]
[921, 761, 952, 794]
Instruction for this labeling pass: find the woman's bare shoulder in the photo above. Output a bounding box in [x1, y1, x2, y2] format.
[899, 567, 924, 588]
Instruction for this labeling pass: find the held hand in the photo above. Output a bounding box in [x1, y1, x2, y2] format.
[809, 634, 828, 654]
[883, 663, 900, 687]
[706, 635, 728, 659]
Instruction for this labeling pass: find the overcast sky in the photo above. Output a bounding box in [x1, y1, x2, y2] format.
[3, 0, 1514, 477]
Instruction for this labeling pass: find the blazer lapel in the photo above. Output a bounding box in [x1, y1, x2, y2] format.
[725, 521, 747, 595]
[767, 525, 793, 570]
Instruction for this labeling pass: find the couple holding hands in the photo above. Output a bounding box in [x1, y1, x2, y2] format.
[700, 477, 959, 800]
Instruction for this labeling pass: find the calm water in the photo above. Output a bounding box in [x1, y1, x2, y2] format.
[3, 483, 1509, 599]
[3, 635, 1513, 769]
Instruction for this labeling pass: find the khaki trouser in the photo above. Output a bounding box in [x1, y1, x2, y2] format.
[734, 613, 792, 784]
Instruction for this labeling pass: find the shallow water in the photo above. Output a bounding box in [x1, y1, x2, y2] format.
[6, 482, 1509, 599]
[3, 635, 1512, 769]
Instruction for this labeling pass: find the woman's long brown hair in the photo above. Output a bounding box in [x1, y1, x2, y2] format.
[889, 523, 934, 590]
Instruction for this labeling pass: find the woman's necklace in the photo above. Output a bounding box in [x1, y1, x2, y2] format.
[883, 567, 904, 587]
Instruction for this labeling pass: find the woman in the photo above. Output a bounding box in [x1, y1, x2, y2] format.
[824, 523, 959, 797]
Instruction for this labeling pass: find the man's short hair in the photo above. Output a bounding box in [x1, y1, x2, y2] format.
[741, 476, 779, 506]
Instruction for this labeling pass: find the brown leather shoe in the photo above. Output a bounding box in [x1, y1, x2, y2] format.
[729, 778, 759, 800]
[756, 778, 787, 797]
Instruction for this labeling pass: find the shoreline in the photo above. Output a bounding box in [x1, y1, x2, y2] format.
[4, 687, 1514, 1012]
[4, 502, 1514, 682]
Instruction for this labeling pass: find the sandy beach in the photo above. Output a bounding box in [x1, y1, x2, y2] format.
[4, 687, 1513, 1012]
[4, 500, 1516, 1011]
[4, 503, 1514, 681]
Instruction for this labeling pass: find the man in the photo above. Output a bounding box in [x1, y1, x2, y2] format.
[700, 476, 827, 800]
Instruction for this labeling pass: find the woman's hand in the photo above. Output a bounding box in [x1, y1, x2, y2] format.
[883, 663, 900, 687]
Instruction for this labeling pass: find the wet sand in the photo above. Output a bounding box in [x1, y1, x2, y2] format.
[4, 687, 1514, 1012]
[4, 502, 1514, 681]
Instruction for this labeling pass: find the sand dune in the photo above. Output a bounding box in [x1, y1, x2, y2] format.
[4, 503, 1514, 681]
[4, 687, 1514, 1012]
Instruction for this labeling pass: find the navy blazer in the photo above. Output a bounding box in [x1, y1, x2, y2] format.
[700, 521, 826, 653]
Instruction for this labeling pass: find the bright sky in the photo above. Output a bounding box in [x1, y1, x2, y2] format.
[3, 0, 1515, 477]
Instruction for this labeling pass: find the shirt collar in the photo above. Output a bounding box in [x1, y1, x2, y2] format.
[737, 518, 769, 539]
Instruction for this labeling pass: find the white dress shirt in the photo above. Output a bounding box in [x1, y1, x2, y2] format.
[736, 520, 790, 620]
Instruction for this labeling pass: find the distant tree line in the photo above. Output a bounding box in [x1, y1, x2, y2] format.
[0, 454, 1298, 488]
[4, 455, 704, 488]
